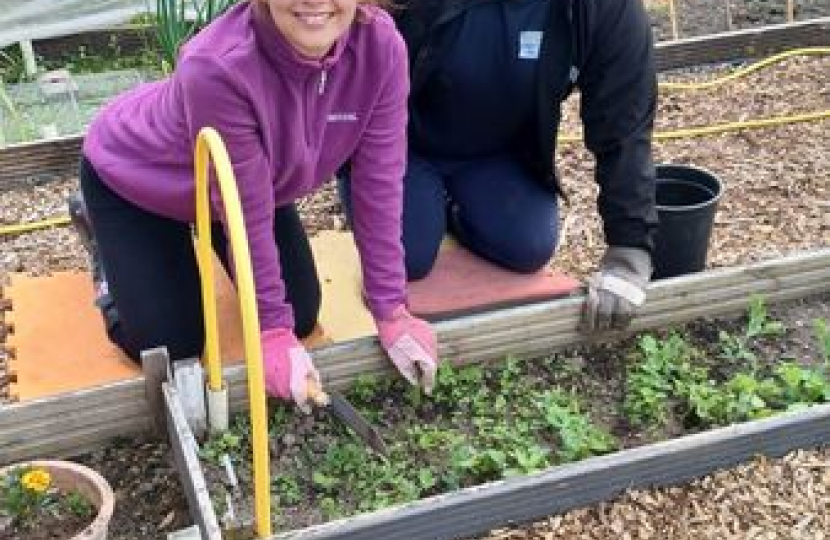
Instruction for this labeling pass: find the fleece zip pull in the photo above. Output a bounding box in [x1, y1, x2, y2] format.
[318, 70, 328, 95]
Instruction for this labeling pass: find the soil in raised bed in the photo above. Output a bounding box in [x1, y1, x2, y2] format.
[200, 293, 830, 537]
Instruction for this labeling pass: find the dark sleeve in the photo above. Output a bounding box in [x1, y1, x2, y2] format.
[578, 0, 658, 253]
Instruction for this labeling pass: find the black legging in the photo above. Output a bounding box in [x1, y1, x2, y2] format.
[78, 157, 321, 363]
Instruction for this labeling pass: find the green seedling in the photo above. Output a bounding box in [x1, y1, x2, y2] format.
[272, 474, 302, 506]
[718, 330, 758, 366]
[538, 389, 616, 462]
[200, 431, 242, 464]
[624, 333, 700, 425]
[745, 296, 785, 339]
[775, 362, 830, 404]
[815, 319, 830, 364]
[63, 491, 94, 518]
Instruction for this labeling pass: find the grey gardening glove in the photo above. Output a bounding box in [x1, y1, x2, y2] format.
[582, 247, 652, 333]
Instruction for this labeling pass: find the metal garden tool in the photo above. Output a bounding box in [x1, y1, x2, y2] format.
[307, 380, 389, 457]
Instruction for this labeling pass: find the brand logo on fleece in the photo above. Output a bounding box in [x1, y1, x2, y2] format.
[327, 112, 358, 122]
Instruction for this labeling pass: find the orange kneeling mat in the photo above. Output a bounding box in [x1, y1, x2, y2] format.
[407, 243, 580, 321]
[5, 231, 579, 400]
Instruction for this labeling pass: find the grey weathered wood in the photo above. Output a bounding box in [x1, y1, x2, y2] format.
[225, 248, 830, 405]
[142, 347, 171, 436]
[29, 26, 158, 64]
[655, 17, 830, 71]
[164, 383, 223, 540]
[171, 357, 208, 439]
[1, 248, 828, 461]
[0, 136, 83, 187]
[270, 404, 830, 540]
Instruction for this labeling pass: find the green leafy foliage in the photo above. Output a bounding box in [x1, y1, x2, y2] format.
[200, 431, 242, 464]
[624, 299, 829, 428]
[624, 333, 705, 425]
[815, 319, 830, 364]
[246, 357, 617, 522]
[0, 466, 94, 528]
[745, 296, 785, 339]
[155, 0, 239, 69]
[209, 296, 828, 532]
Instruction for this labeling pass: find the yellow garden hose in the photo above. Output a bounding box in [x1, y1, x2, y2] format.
[558, 108, 830, 143]
[659, 47, 830, 91]
[194, 127, 272, 539]
[0, 46, 828, 238]
[0, 215, 70, 235]
[557, 46, 830, 143]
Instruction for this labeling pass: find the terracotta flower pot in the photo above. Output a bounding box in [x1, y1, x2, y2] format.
[2, 459, 115, 540]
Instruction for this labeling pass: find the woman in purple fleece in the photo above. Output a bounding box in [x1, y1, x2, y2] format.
[69, 0, 438, 409]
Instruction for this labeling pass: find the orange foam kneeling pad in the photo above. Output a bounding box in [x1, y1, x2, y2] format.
[407, 244, 580, 320]
[6, 231, 579, 400]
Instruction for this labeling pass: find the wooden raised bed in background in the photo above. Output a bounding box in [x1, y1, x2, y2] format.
[1, 17, 827, 186]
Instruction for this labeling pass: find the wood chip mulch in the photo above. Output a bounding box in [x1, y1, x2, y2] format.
[481, 447, 830, 540]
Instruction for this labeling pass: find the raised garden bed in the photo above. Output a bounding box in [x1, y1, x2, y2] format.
[0, 7, 828, 539]
[174, 293, 830, 539]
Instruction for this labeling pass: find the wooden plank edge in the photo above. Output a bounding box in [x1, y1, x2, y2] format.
[270, 403, 830, 540]
[0, 378, 145, 427]
[3, 19, 829, 186]
[164, 383, 223, 540]
[221, 249, 830, 402]
[0, 415, 151, 464]
[1, 249, 828, 459]
[655, 17, 830, 70]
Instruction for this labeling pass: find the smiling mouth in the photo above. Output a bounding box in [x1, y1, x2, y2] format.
[294, 12, 334, 27]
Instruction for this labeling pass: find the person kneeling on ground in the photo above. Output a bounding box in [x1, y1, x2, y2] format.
[340, 0, 659, 333]
[68, 0, 438, 411]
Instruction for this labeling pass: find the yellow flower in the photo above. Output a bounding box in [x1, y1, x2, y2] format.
[21, 468, 51, 493]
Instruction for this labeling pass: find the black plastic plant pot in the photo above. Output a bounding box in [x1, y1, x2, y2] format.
[652, 164, 724, 280]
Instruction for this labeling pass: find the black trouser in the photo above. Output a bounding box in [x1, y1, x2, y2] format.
[78, 157, 321, 363]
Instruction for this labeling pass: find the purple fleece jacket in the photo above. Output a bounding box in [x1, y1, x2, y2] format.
[83, 2, 408, 331]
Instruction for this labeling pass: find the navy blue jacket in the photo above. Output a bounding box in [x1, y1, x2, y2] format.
[395, 0, 659, 252]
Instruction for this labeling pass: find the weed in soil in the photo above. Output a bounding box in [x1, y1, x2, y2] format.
[200, 295, 830, 537]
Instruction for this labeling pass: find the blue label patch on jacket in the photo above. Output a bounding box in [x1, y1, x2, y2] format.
[519, 31, 543, 59]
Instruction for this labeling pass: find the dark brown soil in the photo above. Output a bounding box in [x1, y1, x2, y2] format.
[1, 511, 90, 540]
[73, 439, 191, 539]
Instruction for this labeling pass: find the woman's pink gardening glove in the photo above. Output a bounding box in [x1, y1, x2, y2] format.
[260, 327, 321, 412]
[375, 305, 439, 394]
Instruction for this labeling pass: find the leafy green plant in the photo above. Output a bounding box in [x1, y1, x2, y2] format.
[745, 296, 785, 339]
[624, 333, 703, 425]
[774, 362, 830, 404]
[718, 329, 758, 366]
[154, 0, 239, 69]
[537, 389, 617, 462]
[718, 297, 785, 370]
[815, 319, 830, 364]
[1, 466, 94, 528]
[272, 474, 302, 506]
[200, 431, 242, 464]
[63, 491, 95, 517]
